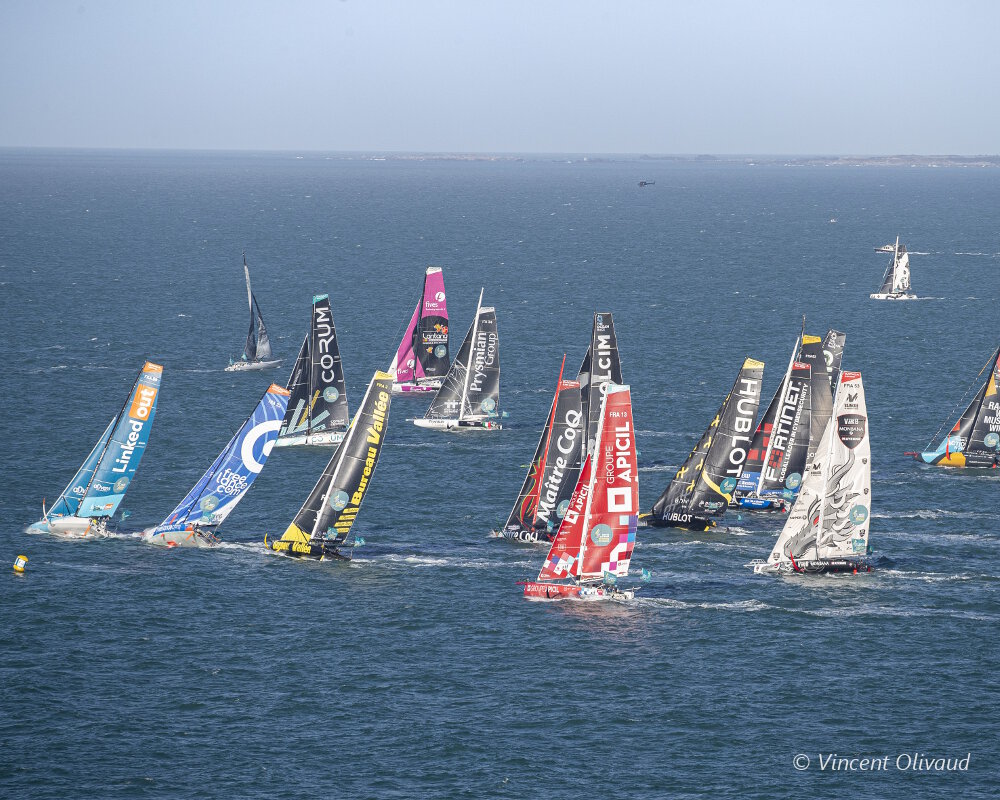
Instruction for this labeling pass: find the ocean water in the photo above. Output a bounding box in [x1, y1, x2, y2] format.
[1, 150, 998, 798]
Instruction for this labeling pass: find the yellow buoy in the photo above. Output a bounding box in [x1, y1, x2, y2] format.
[13, 554, 28, 574]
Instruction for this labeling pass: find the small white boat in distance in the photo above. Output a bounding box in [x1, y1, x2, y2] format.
[225, 253, 282, 371]
[870, 236, 916, 300]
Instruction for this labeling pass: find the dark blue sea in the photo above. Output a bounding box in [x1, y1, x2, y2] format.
[1, 150, 998, 798]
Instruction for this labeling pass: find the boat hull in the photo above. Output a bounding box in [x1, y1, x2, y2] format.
[142, 527, 218, 548]
[753, 557, 873, 575]
[869, 293, 916, 301]
[391, 381, 442, 395]
[495, 526, 551, 543]
[273, 430, 346, 447]
[267, 537, 351, 561]
[412, 418, 502, 431]
[733, 495, 787, 512]
[521, 581, 634, 601]
[225, 359, 282, 372]
[643, 513, 716, 532]
[27, 516, 106, 538]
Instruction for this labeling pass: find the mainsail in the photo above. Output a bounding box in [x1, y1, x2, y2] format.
[270, 371, 393, 559]
[822, 329, 847, 392]
[871, 237, 914, 299]
[152, 384, 289, 534]
[536, 384, 637, 580]
[799, 335, 835, 467]
[733, 330, 811, 509]
[238, 253, 273, 363]
[391, 267, 450, 389]
[914, 346, 1000, 467]
[578, 312, 623, 456]
[40, 362, 163, 528]
[498, 357, 584, 542]
[277, 294, 349, 443]
[759, 371, 872, 573]
[650, 358, 764, 529]
[419, 290, 501, 428]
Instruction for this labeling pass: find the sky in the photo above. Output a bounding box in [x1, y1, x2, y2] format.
[0, 0, 997, 154]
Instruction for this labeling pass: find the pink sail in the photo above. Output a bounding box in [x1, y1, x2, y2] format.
[392, 302, 420, 384]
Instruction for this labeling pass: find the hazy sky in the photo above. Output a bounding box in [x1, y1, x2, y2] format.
[1, 0, 997, 154]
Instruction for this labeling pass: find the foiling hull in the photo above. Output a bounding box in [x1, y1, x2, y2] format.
[520, 581, 634, 601]
[869, 292, 916, 301]
[494, 526, 552, 544]
[225, 359, 282, 372]
[752, 557, 873, 575]
[273, 429, 346, 447]
[644, 513, 716, 532]
[27, 516, 107, 538]
[142, 527, 218, 548]
[392, 380, 442, 395]
[267, 537, 351, 561]
[413, 418, 502, 431]
[911, 450, 998, 469]
[732, 495, 787, 512]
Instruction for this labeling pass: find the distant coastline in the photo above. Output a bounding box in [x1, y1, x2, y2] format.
[2, 147, 998, 167]
[358, 152, 1000, 167]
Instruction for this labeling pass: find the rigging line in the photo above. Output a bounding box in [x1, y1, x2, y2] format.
[924, 346, 999, 450]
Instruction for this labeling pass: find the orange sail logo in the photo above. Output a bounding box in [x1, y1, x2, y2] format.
[129, 385, 158, 420]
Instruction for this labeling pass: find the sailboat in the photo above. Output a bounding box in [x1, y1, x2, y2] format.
[143, 383, 290, 547]
[732, 333, 812, 512]
[521, 383, 639, 601]
[267, 371, 393, 560]
[869, 237, 916, 300]
[494, 356, 584, 542]
[578, 312, 623, 456]
[389, 267, 450, 394]
[414, 289, 501, 431]
[28, 362, 163, 537]
[646, 358, 764, 531]
[752, 370, 873, 574]
[908, 345, 1000, 468]
[274, 294, 350, 447]
[225, 253, 281, 371]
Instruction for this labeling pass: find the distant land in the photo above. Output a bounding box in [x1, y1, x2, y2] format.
[350, 152, 1000, 167]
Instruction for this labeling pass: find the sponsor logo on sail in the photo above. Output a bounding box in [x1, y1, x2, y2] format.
[837, 414, 866, 449]
[129, 385, 157, 420]
[590, 523, 613, 546]
[113, 477, 129, 493]
[329, 489, 350, 511]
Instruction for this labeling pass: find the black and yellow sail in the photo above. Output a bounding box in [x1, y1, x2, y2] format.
[269, 371, 393, 559]
[914, 346, 1000, 468]
[649, 358, 764, 530]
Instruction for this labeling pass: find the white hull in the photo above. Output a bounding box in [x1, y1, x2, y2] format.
[412, 417, 502, 431]
[391, 380, 442, 395]
[27, 516, 107, 538]
[225, 359, 282, 372]
[869, 292, 916, 300]
[142, 527, 218, 548]
[273, 429, 346, 447]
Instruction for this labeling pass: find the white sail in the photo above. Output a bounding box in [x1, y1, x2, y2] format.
[762, 371, 870, 570]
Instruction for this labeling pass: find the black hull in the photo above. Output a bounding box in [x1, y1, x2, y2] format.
[792, 558, 873, 574]
[497, 526, 551, 544]
[644, 514, 716, 532]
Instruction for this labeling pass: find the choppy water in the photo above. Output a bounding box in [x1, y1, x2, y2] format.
[1, 150, 998, 798]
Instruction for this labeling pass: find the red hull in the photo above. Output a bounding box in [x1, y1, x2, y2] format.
[521, 581, 581, 600]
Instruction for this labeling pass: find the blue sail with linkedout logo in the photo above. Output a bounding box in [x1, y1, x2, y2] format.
[77, 362, 163, 518]
[153, 384, 289, 533]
